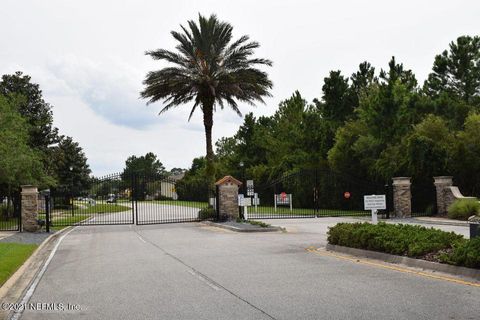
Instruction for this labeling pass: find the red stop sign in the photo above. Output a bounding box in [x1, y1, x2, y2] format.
[344, 192, 351, 199]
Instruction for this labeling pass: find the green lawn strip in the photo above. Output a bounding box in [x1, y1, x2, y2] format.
[0, 243, 38, 286]
[144, 200, 208, 208]
[74, 204, 130, 214]
[250, 206, 369, 216]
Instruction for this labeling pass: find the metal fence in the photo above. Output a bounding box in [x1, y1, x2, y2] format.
[0, 192, 21, 231]
[247, 169, 390, 219]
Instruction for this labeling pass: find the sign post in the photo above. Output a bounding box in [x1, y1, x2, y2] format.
[364, 195, 386, 225]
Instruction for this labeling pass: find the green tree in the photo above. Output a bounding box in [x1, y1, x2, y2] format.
[0, 72, 58, 151]
[51, 136, 92, 194]
[140, 14, 273, 184]
[424, 36, 480, 104]
[454, 113, 480, 196]
[0, 95, 51, 217]
[123, 152, 166, 178]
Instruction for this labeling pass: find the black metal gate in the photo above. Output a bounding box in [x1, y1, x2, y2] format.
[411, 178, 437, 217]
[46, 173, 215, 229]
[0, 191, 21, 231]
[248, 168, 389, 219]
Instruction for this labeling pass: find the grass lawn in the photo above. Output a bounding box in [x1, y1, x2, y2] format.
[249, 206, 369, 217]
[0, 243, 38, 286]
[50, 214, 92, 229]
[145, 200, 208, 208]
[74, 203, 130, 214]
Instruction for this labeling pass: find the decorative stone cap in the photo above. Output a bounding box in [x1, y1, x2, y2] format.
[21, 185, 38, 194]
[433, 176, 453, 185]
[468, 215, 480, 224]
[392, 177, 411, 186]
[215, 176, 242, 186]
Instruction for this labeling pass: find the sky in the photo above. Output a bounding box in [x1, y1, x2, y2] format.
[1, 0, 479, 176]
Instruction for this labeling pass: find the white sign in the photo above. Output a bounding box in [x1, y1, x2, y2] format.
[238, 194, 244, 206]
[242, 197, 252, 207]
[253, 193, 260, 206]
[275, 193, 291, 205]
[364, 195, 386, 210]
[246, 180, 254, 196]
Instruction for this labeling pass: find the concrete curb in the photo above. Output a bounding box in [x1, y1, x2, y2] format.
[0, 226, 74, 319]
[411, 218, 469, 227]
[202, 221, 284, 233]
[326, 244, 480, 281]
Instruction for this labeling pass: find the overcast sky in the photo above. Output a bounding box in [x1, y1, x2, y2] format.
[1, 0, 479, 176]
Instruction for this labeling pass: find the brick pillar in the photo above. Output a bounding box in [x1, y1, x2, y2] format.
[215, 176, 242, 221]
[434, 176, 453, 216]
[21, 185, 40, 232]
[392, 177, 411, 218]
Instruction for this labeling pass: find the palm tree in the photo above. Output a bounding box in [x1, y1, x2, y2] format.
[141, 14, 272, 183]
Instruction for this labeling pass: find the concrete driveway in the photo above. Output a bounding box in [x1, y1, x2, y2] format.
[16, 218, 479, 320]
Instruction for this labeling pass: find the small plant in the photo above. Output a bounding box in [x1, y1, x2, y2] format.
[235, 218, 270, 228]
[439, 237, 480, 269]
[198, 207, 216, 220]
[447, 199, 480, 220]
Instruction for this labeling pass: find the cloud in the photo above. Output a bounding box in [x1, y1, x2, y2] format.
[45, 55, 185, 129]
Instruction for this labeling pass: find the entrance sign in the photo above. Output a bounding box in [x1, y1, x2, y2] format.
[274, 193, 293, 212]
[363, 195, 386, 210]
[364, 194, 386, 224]
[246, 180, 254, 196]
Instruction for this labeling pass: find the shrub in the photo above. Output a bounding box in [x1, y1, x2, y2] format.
[327, 222, 464, 257]
[447, 199, 480, 220]
[198, 207, 216, 220]
[440, 237, 480, 269]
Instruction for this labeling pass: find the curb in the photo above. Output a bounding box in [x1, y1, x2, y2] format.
[0, 226, 74, 319]
[411, 218, 469, 227]
[202, 221, 284, 233]
[326, 244, 480, 281]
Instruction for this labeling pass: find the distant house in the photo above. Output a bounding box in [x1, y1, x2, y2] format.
[160, 172, 184, 200]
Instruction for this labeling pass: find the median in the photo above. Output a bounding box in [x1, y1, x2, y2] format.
[327, 222, 480, 272]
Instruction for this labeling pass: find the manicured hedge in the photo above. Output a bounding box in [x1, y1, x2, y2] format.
[327, 222, 480, 269]
[439, 237, 480, 269]
[328, 222, 463, 257]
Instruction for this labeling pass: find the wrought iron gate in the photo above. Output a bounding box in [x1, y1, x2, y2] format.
[45, 173, 216, 228]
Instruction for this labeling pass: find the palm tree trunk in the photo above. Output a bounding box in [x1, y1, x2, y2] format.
[202, 103, 215, 185]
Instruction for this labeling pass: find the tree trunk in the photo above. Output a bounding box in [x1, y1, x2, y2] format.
[202, 103, 215, 186]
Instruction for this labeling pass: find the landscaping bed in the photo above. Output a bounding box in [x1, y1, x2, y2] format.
[327, 222, 480, 269]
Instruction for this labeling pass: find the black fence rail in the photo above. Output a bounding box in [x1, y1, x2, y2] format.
[247, 169, 390, 219]
[134, 173, 215, 225]
[411, 179, 437, 217]
[45, 172, 217, 228]
[0, 192, 21, 231]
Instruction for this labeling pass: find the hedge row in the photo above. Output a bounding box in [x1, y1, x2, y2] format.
[327, 222, 480, 269]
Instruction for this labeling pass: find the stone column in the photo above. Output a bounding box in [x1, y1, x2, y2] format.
[392, 177, 411, 218]
[21, 185, 40, 232]
[215, 176, 242, 221]
[434, 176, 453, 216]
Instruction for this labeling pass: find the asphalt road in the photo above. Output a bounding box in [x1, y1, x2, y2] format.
[17, 218, 479, 320]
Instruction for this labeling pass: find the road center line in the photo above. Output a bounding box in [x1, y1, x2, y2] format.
[306, 247, 480, 288]
[133, 228, 277, 320]
[137, 235, 147, 243]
